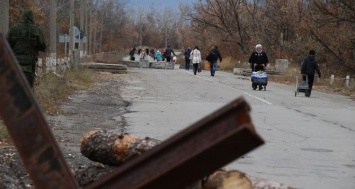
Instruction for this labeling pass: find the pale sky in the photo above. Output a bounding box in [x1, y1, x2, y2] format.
[128, 0, 192, 11]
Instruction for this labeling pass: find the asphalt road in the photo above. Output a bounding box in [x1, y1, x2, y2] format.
[120, 67, 355, 189]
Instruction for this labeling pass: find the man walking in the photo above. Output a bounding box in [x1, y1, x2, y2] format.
[6, 9, 46, 89]
[164, 45, 176, 62]
[184, 47, 192, 70]
[206, 46, 222, 76]
[301, 49, 321, 97]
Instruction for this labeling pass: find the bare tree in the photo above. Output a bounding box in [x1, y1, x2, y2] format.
[309, 0, 355, 73]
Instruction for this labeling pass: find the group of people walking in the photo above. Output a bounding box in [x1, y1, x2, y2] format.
[184, 46, 222, 76]
[129, 46, 176, 62]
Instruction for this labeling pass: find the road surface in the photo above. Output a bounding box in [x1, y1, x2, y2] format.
[119, 67, 355, 189]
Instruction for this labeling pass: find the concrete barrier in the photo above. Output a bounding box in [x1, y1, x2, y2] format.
[275, 59, 289, 73]
[116, 60, 174, 70]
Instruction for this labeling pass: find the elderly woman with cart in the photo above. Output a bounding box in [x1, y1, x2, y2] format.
[249, 44, 269, 90]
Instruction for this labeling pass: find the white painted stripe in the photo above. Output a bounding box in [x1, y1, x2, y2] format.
[182, 70, 272, 105]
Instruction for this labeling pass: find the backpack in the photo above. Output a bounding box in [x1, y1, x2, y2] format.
[206, 52, 215, 62]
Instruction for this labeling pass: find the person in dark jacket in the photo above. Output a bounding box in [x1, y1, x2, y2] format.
[301, 49, 321, 97]
[6, 9, 46, 89]
[206, 46, 222, 76]
[248, 44, 269, 72]
[164, 45, 176, 62]
[129, 47, 136, 61]
[184, 47, 192, 70]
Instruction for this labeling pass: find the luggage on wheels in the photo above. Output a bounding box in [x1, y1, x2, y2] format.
[251, 71, 268, 91]
[295, 74, 310, 97]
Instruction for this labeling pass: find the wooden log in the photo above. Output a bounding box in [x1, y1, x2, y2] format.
[88, 68, 127, 74]
[80, 131, 295, 189]
[80, 130, 161, 166]
[203, 170, 252, 189]
[81, 62, 128, 70]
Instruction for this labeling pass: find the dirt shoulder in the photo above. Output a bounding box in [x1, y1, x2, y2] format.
[0, 72, 130, 188]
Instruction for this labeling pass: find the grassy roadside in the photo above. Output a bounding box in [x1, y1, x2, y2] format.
[0, 68, 96, 146]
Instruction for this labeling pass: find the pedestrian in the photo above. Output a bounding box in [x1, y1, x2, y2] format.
[301, 49, 321, 97]
[190, 46, 201, 75]
[205, 45, 222, 76]
[140, 49, 146, 60]
[248, 44, 269, 72]
[138, 48, 142, 55]
[129, 47, 136, 61]
[248, 44, 269, 90]
[150, 49, 155, 59]
[6, 9, 46, 89]
[164, 45, 176, 62]
[155, 50, 162, 61]
[184, 47, 192, 70]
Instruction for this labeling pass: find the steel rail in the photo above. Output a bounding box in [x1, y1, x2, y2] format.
[0, 34, 79, 189]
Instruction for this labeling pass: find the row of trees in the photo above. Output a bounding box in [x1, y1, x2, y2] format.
[185, 0, 354, 75]
[0, 0, 354, 76]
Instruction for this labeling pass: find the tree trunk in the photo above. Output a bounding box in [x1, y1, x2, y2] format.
[80, 130, 161, 166]
[203, 170, 252, 189]
[0, 0, 9, 35]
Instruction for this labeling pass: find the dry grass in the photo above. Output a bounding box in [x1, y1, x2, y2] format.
[0, 120, 11, 145]
[0, 68, 96, 145]
[0, 50, 127, 145]
[268, 66, 355, 97]
[34, 68, 95, 115]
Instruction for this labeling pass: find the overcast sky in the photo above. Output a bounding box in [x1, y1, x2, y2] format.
[128, 0, 192, 11]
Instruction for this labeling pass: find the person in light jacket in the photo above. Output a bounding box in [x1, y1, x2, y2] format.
[190, 46, 202, 75]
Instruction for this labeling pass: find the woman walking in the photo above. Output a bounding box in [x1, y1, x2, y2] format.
[190, 46, 201, 75]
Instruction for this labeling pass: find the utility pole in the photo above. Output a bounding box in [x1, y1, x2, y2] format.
[0, 0, 9, 35]
[84, 0, 88, 55]
[49, 0, 57, 66]
[80, 0, 85, 56]
[69, 0, 74, 53]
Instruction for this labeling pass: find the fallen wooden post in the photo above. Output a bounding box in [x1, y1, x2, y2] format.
[81, 62, 127, 74]
[81, 130, 161, 166]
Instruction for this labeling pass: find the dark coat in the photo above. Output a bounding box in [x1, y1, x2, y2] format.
[206, 49, 222, 62]
[301, 55, 321, 77]
[164, 47, 175, 58]
[184, 49, 191, 59]
[248, 51, 269, 65]
[6, 10, 46, 68]
[129, 48, 136, 56]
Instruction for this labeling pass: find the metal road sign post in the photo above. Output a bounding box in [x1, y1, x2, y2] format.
[0, 34, 264, 189]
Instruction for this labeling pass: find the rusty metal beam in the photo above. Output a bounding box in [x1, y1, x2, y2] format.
[87, 97, 264, 189]
[0, 34, 79, 189]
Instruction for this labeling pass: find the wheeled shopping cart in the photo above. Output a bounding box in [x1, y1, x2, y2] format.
[251, 71, 268, 91]
[295, 74, 310, 97]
